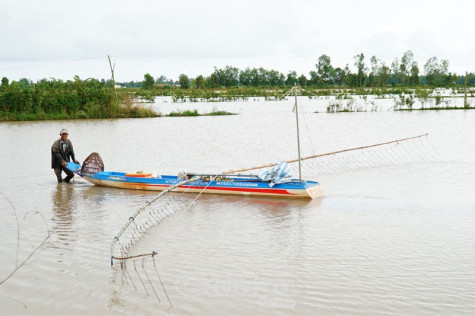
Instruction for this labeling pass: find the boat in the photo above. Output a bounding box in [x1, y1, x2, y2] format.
[67, 85, 324, 199]
[67, 164, 324, 199]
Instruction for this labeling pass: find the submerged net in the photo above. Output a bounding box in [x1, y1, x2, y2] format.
[110, 176, 217, 306]
[111, 182, 198, 263]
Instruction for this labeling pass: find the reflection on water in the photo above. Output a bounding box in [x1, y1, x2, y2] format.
[1, 103, 475, 315]
[52, 184, 74, 216]
[51, 184, 75, 249]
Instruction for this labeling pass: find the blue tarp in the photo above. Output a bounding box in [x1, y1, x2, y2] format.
[258, 161, 292, 187]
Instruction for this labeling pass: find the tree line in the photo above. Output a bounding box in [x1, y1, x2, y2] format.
[0, 76, 156, 121]
[129, 51, 475, 89]
[1, 50, 474, 121]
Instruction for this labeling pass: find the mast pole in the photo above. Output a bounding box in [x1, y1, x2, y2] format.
[294, 83, 302, 180]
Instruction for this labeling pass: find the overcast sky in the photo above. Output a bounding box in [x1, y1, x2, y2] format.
[1, 0, 474, 82]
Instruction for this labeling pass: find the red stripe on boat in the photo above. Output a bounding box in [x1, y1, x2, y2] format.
[184, 185, 295, 195]
[123, 182, 296, 195]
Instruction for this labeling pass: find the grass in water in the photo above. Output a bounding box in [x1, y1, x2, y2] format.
[167, 109, 236, 117]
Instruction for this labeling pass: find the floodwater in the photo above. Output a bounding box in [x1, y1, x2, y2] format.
[1, 97, 474, 315]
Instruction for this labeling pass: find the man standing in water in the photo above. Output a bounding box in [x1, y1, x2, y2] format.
[51, 128, 79, 183]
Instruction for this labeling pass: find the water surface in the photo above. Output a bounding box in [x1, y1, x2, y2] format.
[1, 98, 474, 315]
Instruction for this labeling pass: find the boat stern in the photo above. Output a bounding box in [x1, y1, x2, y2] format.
[305, 183, 325, 199]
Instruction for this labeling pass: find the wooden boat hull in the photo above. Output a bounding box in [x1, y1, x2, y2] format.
[80, 172, 324, 199]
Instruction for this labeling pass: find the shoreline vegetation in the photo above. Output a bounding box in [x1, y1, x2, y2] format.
[1, 51, 474, 121]
[1, 82, 474, 121]
[0, 77, 159, 121]
[167, 109, 236, 117]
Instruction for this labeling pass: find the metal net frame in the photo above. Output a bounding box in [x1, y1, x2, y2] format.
[109, 176, 218, 306]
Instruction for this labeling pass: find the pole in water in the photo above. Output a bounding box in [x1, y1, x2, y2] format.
[294, 83, 302, 180]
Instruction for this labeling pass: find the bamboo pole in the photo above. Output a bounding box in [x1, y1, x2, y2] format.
[108, 55, 119, 104]
[222, 133, 428, 174]
[294, 84, 302, 180]
[464, 72, 469, 109]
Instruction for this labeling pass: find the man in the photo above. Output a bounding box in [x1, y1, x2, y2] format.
[51, 128, 80, 183]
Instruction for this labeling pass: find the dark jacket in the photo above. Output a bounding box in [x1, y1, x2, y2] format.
[51, 139, 76, 169]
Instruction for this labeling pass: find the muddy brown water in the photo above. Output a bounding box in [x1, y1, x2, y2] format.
[1, 98, 474, 315]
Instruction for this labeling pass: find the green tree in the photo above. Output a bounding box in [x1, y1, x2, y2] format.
[18, 78, 32, 89]
[239, 68, 252, 86]
[268, 69, 284, 86]
[257, 68, 270, 86]
[277, 73, 286, 86]
[212, 67, 225, 86]
[316, 54, 334, 86]
[409, 63, 420, 85]
[207, 73, 219, 88]
[195, 75, 205, 89]
[224, 66, 240, 87]
[211, 66, 239, 87]
[342, 64, 352, 86]
[143, 73, 155, 89]
[424, 57, 438, 85]
[353, 53, 367, 87]
[179, 74, 190, 89]
[298, 74, 308, 87]
[446, 72, 458, 86]
[285, 71, 298, 86]
[379, 63, 390, 86]
[155, 75, 172, 85]
[239, 67, 285, 87]
[1, 77, 8, 89]
[440, 59, 450, 85]
[391, 58, 400, 85]
[400, 50, 414, 85]
[250, 68, 260, 87]
[424, 57, 449, 86]
[333, 67, 344, 86]
[369, 56, 380, 87]
[308, 71, 320, 86]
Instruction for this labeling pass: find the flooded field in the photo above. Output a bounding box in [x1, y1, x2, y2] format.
[1, 97, 474, 315]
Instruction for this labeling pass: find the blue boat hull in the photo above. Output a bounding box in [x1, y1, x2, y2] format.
[79, 171, 324, 199]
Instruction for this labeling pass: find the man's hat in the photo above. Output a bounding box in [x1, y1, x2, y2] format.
[60, 128, 69, 135]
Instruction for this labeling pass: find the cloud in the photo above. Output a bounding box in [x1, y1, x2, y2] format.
[1, 0, 475, 80]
